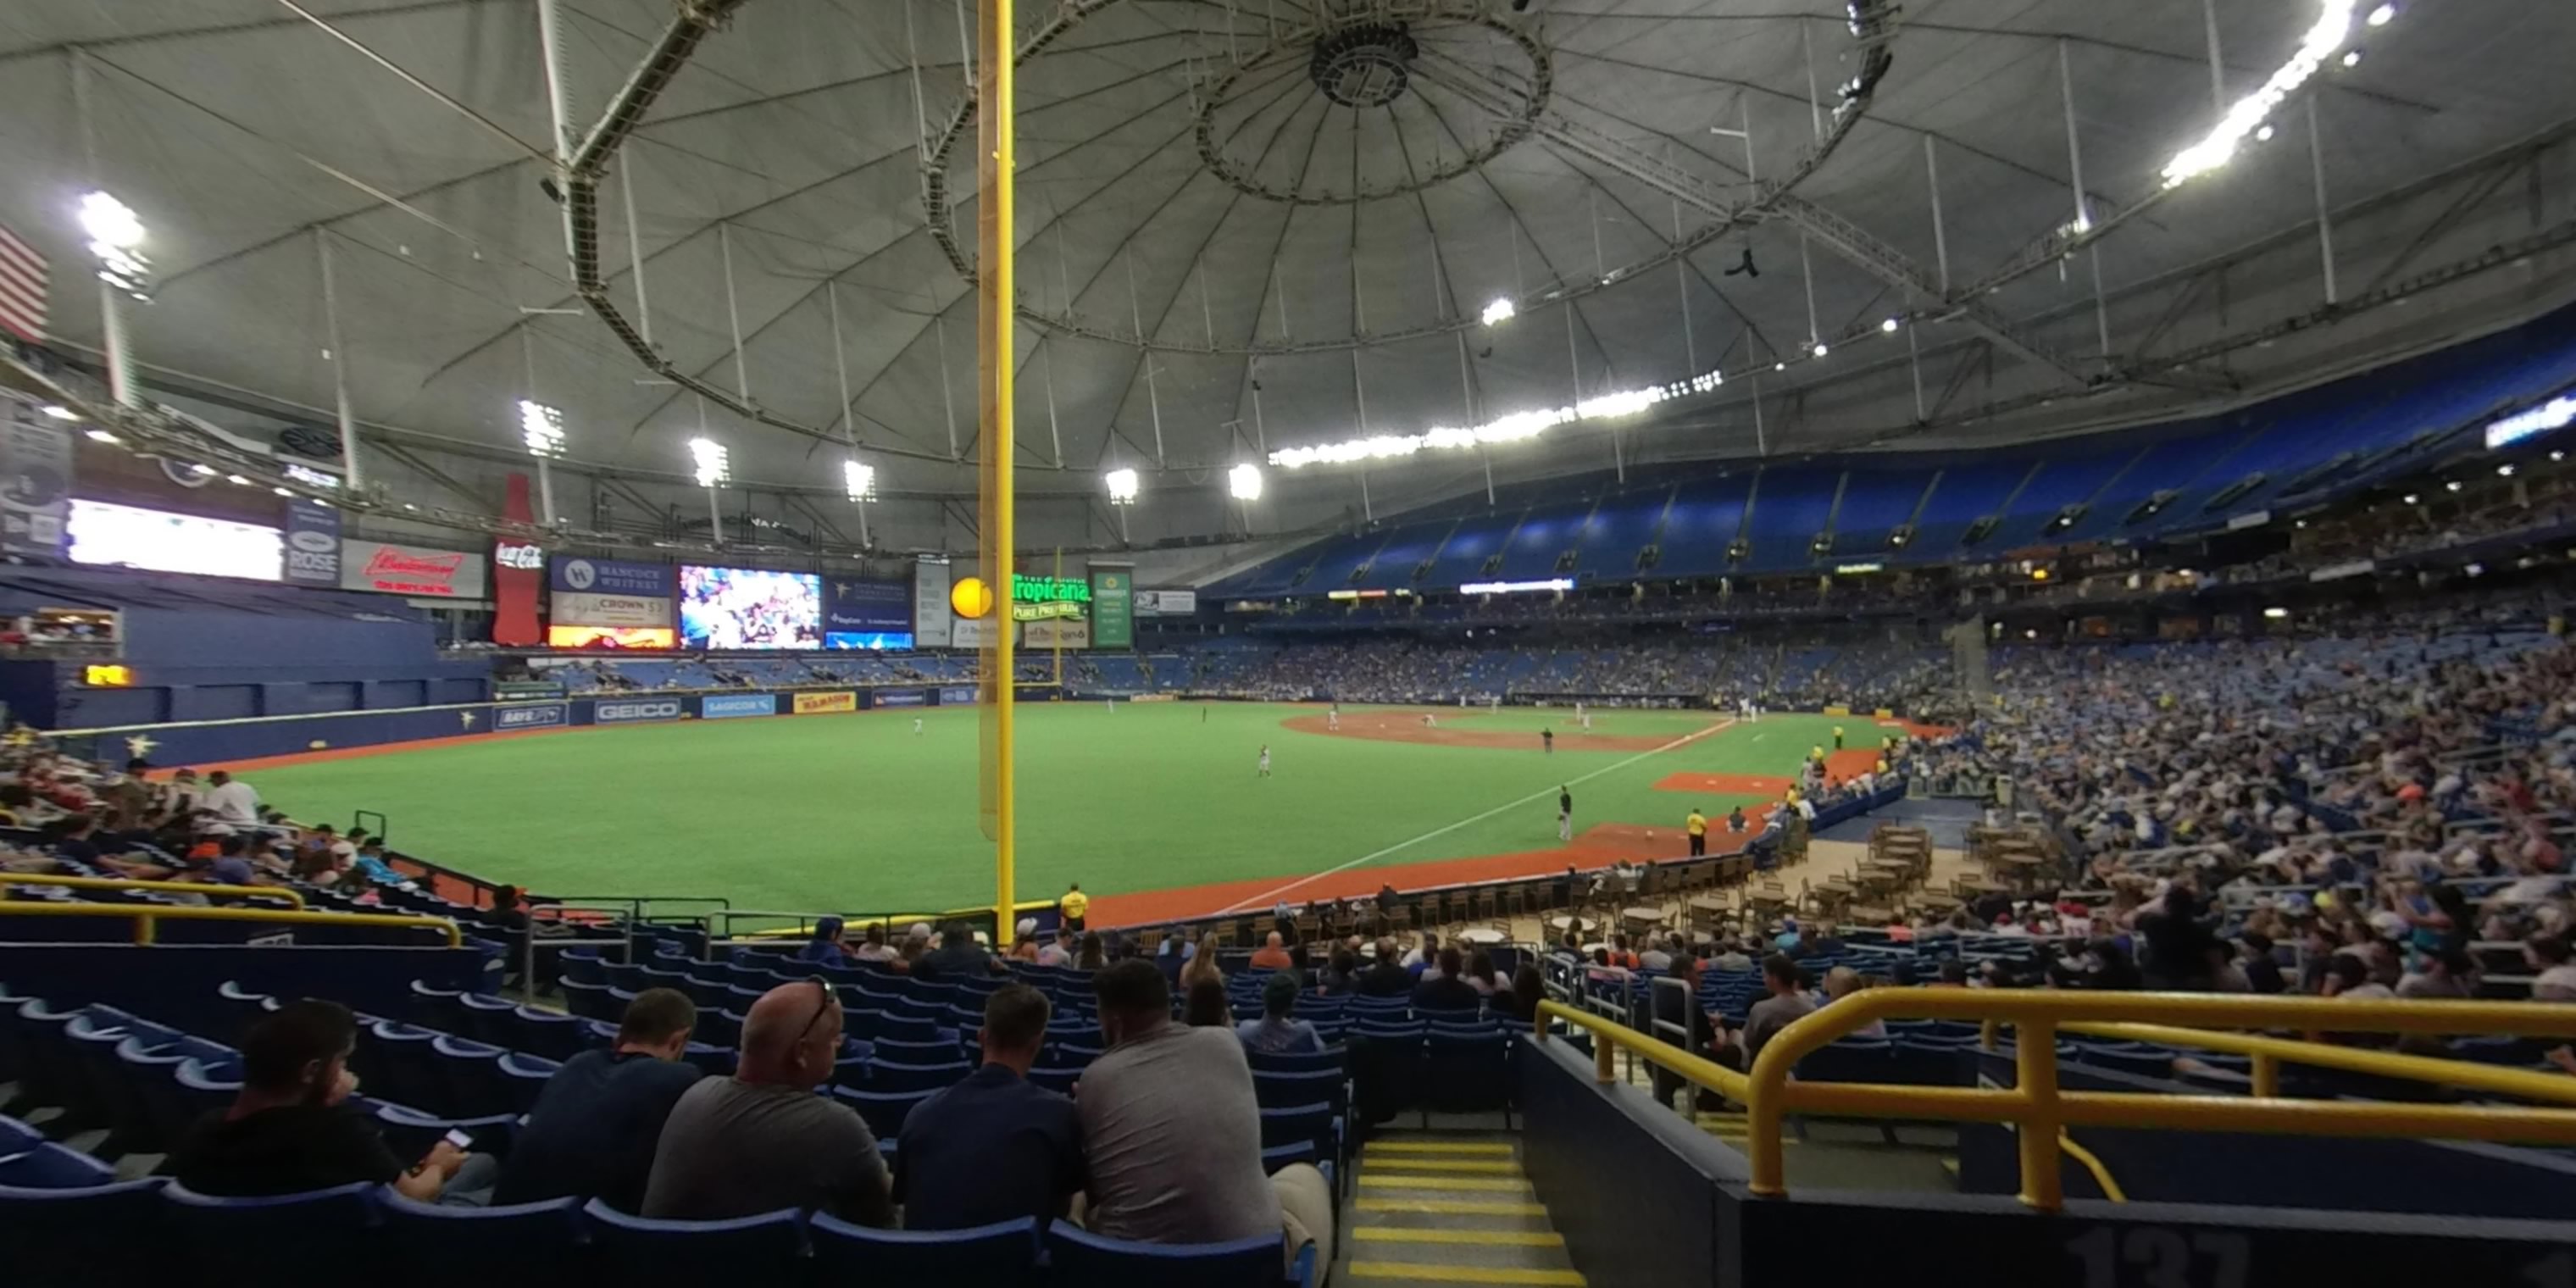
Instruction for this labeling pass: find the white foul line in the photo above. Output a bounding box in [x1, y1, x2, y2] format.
[1216, 718, 1738, 914]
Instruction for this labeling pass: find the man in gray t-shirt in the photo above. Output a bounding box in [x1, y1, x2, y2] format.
[642, 980, 893, 1225]
[1080, 960, 1280, 1245]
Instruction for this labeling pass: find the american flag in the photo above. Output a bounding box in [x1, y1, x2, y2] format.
[0, 222, 48, 345]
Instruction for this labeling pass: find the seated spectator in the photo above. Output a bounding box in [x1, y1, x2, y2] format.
[1820, 966, 1885, 1038]
[1035, 925, 1074, 969]
[2397, 947, 2479, 999]
[1356, 938, 1413, 996]
[1460, 948, 1510, 998]
[643, 980, 893, 1224]
[494, 987, 702, 1210]
[1317, 947, 1360, 995]
[1079, 961, 1328, 1268]
[915, 922, 998, 980]
[169, 999, 492, 1204]
[1237, 972, 1324, 1055]
[1413, 948, 1482, 1011]
[1402, 932, 1441, 977]
[2236, 933, 2286, 994]
[1179, 936, 1225, 993]
[2323, 954, 2396, 1002]
[1076, 930, 1108, 971]
[1184, 974, 1231, 1027]
[1010, 918, 1043, 962]
[1713, 955, 1813, 1071]
[848, 921, 896, 963]
[794, 916, 848, 967]
[896, 984, 1084, 1229]
[1249, 930, 1295, 972]
[1507, 965, 1546, 1023]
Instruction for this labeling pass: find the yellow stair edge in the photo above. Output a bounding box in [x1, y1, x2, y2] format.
[1359, 1174, 1530, 1192]
[1363, 1141, 1517, 1156]
[1352, 1158, 1521, 1174]
[1350, 1262, 1585, 1285]
[1354, 1228, 1564, 1247]
[1355, 1197, 1549, 1216]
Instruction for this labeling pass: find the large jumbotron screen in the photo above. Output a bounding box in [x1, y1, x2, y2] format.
[677, 565, 822, 650]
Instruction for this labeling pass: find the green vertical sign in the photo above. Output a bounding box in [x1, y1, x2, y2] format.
[1089, 567, 1132, 649]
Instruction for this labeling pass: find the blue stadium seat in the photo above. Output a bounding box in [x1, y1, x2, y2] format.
[1028, 1065, 1083, 1096]
[830, 1085, 935, 1141]
[0, 1115, 38, 1155]
[1046, 1220, 1281, 1288]
[163, 1180, 378, 1284]
[809, 1212, 1038, 1280]
[497, 1053, 561, 1113]
[869, 1058, 971, 1093]
[1248, 1047, 1346, 1076]
[582, 1199, 807, 1285]
[408, 980, 467, 1030]
[1424, 1031, 1513, 1119]
[872, 1035, 957, 1065]
[509, 1005, 587, 1060]
[560, 949, 607, 986]
[692, 1008, 744, 1049]
[680, 1044, 737, 1078]
[1257, 1102, 1338, 1176]
[211, 980, 275, 1045]
[455, 991, 519, 1046]
[558, 978, 616, 1021]
[0, 1174, 165, 1285]
[375, 1191, 588, 1287]
[431, 1035, 514, 1118]
[0, 1142, 114, 1188]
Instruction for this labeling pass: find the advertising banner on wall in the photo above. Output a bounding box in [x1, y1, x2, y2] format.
[546, 625, 678, 650]
[700, 692, 780, 719]
[1023, 618, 1091, 649]
[824, 577, 914, 650]
[282, 500, 341, 586]
[951, 616, 1002, 650]
[1089, 565, 1132, 649]
[874, 688, 929, 708]
[552, 557, 675, 641]
[552, 557, 675, 598]
[494, 702, 567, 730]
[913, 558, 952, 648]
[939, 685, 979, 705]
[792, 691, 858, 714]
[1135, 589, 1197, 615]
[0, 391, 71, 560]
[341, 540, 488, 599]
[552, 592, 672, 628]
[594, 697, 686, 724]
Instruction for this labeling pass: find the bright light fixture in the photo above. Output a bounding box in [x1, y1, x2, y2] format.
[1104, 467, 1139, 505]
[1480, 298, 1516, 326]
[842, 458, 876, 502]
[688, 437, 730, 488]
[2263, 607, 2290, 619]
[187, 464, 215, 475]
[2402, 493, 2419, 504]
[517, 399, 567, 458]
[2485, 394, 2576, 448]
[1774, 362, 1786, 371]
[1880, 318, 1901, 334]
[2256, 124, 2277, 142]
[2160, 1, 2362, 189]
[77, 192, 145, 250]
[1811, 341, 1829, 358]
[2500, 464, 2517, 477]
[1229, 463, 1263, 501]
[2340, 48, 2362, 68]
[40, 405, 75, 421]
[82, 429, 117, 444]
[271, 486, 292, 497]
[2367, 3, 2396, 25]
[2446, 480, 2463, 492]
[225, 474, 252, 486]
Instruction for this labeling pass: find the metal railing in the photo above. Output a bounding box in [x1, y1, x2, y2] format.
[0, 899, 462, 947]
[3, 874, 306, 910]
[1538, 991, 2576, 1213]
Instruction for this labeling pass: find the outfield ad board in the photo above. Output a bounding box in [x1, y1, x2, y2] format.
[700, 692, 779, 719]
[792, 691, 858, 714]
[938, 686, 978, 705]
[593, 697, 686, 724]
[1023, 618, 1090, 649]
[874, 689, 930, 708]
[493, 702, 567, 730]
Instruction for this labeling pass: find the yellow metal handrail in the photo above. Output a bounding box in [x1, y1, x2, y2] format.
[1538, 991, 2576, 1213]
[0, 899, 461, 947]
[3, 874, 306, 910]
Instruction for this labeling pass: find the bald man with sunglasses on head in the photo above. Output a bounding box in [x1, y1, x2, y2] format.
[641, 979, 892, 1225]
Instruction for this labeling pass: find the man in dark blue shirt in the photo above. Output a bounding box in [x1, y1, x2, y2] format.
[894, 983, 1083, 1230]
[492, 987, 701, 1211]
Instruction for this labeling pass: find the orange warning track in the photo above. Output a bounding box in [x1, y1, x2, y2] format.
[1280, 708, 1682, 752]
[1085, 808, 1779, 926]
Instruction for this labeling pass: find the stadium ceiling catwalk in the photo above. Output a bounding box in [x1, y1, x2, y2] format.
[1, 1, 2573, 519]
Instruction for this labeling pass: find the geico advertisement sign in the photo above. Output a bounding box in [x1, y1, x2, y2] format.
[594, 698, 685, 724]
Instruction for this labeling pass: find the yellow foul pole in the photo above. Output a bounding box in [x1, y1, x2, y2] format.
[978, 0, 1018, 947]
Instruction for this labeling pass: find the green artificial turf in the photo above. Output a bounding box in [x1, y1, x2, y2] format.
[246, 703, 1858, 913]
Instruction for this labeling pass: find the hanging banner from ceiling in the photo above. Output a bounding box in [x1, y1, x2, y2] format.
[281, 499, 341, 586]
[1088, 564, 1132, 649]
[0, 391, 72, 560]
[1023, 618, 1090, 650]
[341, 539, 488, 599]
[913, 558, 952, 648]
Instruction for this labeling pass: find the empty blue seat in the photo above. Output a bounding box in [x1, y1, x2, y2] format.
[0, 1114, 39, 1155]
[810, 1212, 1037, 1279]
[583, 1199, 807, 1285]
[560, 948, 607, 986]
[163, 1180, 377, 1284]
[0, 1174, 164, 1284]
[872, 1036, 958, 1065]
[869, 1058, 971, 1093]
[509, 1006, 588, 1061]
[693, 1008, 744, 1049]
[408, 980, 466, 1030]
[497, 1053, 561, 1113]
[431, 1035, 513, 1118]
[1248, 1047, 1346, 1076]
[0, 1142, 114, 1188]
[376, 1191, 587, 1287]
[212, 980, 274, 1044]
[1424, 1032, 1513, 1119]
[455, 991, 519, 1046]
[559, 978, 617, 1021]
[1046, 1219, 1280, 1287]
[1257, 1102, 1337, 1169]
[830, 1085, 935, 1141]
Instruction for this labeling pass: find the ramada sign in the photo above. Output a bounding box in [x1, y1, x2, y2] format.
[359, 546, 470, 597]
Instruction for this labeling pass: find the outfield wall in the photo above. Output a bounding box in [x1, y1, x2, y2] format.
[44, 684, 1065, 765]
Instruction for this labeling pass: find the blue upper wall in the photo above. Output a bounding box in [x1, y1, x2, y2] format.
[1218, 301, 2576, 597]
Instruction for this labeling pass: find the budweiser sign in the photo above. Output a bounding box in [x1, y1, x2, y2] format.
[341, 539, 486, 598]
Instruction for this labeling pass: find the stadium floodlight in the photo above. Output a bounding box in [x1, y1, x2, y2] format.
[2499, 464, 2517, 477]
[843, 458, 877, 502]
[1229, 463, 1263, 501]
[2159, 1, 2362, 190]
[2484, 394, 2576, 449]
[2340, 48, 2362, 68]
[1480, 298, 1516, 326]
[83, 429, 117, 444]
[77, 192, 151, 299]
[1104, 467, 1140, 505]
[1880, 318, 1901, 334]
[2256, 124, 2277, 142]
[517, 400, 567, 459]
[688, 437, 730, 488]
[2446, 480, 2463, 492]
[1811, 341, 1830, 358]
[2368, 3, 2396, 25]
[40, 405, 75, 421]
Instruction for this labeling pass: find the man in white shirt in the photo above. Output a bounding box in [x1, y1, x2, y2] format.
[204, 770, 261, 826]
